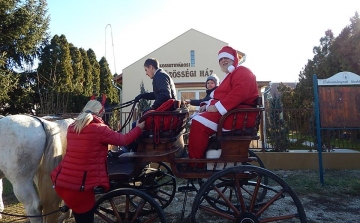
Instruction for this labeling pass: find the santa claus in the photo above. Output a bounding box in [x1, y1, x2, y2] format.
[188, 46, 259, 159]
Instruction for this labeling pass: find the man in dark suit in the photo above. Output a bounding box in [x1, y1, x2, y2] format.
[119, 58, 176, 153]
[135, 58, 177, 109]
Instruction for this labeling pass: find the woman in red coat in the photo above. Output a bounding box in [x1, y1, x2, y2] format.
[50, 95, 144, 223]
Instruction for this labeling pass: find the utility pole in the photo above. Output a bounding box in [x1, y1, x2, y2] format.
[105, 24, 122, 123]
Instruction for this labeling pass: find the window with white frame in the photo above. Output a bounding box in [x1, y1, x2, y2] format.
[190, 50, 195, 67]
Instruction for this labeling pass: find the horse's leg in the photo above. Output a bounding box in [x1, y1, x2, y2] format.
[12, 179, 43, 223]
[0, 178, 4, 219]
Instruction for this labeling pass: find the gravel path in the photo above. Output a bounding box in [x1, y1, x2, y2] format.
[2, 170, 360, 223]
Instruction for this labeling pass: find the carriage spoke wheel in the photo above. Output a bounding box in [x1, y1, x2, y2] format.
[191, 166, 307, 223]
[94, 188, 166, 223]
[130, 162, 176, 213]
[205, 150, 269, 212]
[245, 150, 268, 202]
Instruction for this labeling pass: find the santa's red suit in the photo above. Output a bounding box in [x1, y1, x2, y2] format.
[188, 65, 259, 159]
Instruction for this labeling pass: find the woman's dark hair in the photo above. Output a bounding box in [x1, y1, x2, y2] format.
[144, 58, 159, 69]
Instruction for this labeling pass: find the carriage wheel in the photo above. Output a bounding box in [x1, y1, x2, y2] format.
[204, 150, 268, 209]
[191, 166, 307, 223]
[248, 150, 265, 169]
[94, 188, 166, 223]
[130, 162, 176, 212]
[245, 150, 268, 201]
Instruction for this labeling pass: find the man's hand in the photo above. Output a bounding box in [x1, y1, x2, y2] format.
[136, 120, 145, 130]
[135, 93, 144, 102]
[207, 105, 218, 112]
[199, 105, 206, 112]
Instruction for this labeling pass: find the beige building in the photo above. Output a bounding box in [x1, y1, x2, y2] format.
[115, 29, 269, 112]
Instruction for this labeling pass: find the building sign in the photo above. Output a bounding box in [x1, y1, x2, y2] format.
[318, 71, 360, 86]
[160, 63, 191, 68]
[161, 62, 215, 78]
[165, 69, 214, 78]
[166, 69, 196, 78]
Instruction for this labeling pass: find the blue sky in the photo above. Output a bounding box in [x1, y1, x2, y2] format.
[47, 0, 359, 82]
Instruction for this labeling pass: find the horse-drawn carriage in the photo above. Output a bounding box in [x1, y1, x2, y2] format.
[92, 99, 307, 223]
[0, 98, 306, 223]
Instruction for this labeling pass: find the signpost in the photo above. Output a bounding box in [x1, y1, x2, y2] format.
[313, 71, 360, 185]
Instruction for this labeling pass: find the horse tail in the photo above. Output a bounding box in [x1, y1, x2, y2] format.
[39, 119, 64, 175]
[35, 118, 65, 222]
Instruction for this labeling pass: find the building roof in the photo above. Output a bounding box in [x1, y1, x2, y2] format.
[113, 73, 122, 84]
[122, 28, 228, 70]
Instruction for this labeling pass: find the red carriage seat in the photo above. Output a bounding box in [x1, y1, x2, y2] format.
[137, 100, 189, 156]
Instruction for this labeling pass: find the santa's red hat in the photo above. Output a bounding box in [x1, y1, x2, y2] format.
[218, 46, 239, 73]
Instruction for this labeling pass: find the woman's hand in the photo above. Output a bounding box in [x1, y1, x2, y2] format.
[136, 120, 145, 130]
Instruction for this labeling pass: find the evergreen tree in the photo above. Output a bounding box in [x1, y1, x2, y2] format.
[266, 95, 290, 152]
[137, 81, 151, 114]
[36, 36, 58, 114]
[99, 56, 119, 104]
[0, 53, 17, 110]
[36, 34, 74, 114]
[4, 71, 37, 114]
[330, 12, 360, 74]
[87, 49, 100, 95]
[79, 48, 93, 96]
[283, 12, 360, 138]
[294, 12, 360, 110]
[99, 57, 121, 129]
[294, 30, 335, 110]
[0, 0, 49, 69]
[277, 82, 312, 135]
[277, 83, 296, 109]
[0, 0, 49, 114]
[56, 35, 73, 93]
[69, 44, 84, 94]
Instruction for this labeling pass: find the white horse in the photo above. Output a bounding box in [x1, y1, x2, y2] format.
[0, 114, 74, 223]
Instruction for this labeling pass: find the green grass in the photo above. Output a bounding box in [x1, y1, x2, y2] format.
[330, 138, 360, 149]
[278, 170, 360, 197]
[288, 132, 360, 151]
